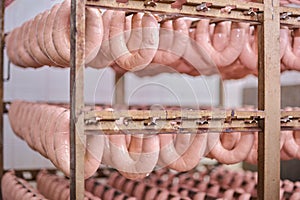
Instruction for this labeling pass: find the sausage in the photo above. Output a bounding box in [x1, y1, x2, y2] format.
[37, 9, 55, 66]
[208, 132, 254, 164]
[8, 100, 22, 138]
[179, 21, 217, 76]
[44, 107, 67, 166]
[220, 59, 255, 80]
[109, 11, 159, 71]
[18, 21, 42, 68]
[87, 10, 114, 69]
[212, 21, 231, 51]
[25, 103, 40, 150]
[220, 132, 241, 150]
[6, 28, 21, 66]
[28, 13, 54, 66]
[239, 24, 258, 72]
[43, 3, 68, 67]
[85, 178, 95, 193]
[84, 135, 105, 178]
[108, 133, 159, 179]
[195, 20, 246, 68]
[283, 129, 300, 159]
[53, 0, 103, 64]
[159, 132, 207, 171]
[153, 18, 189, 68]
[282, 28, 300, 71]
[53, 110, 70, 176]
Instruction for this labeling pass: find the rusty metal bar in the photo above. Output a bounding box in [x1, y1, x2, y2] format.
[257, 0, 281, 198]
[0, 0, 4, 199]
[70, 0, 86, 199]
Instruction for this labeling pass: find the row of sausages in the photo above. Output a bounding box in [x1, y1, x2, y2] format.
[2, 166, 300, 200]
[97, 165, 300, 200]
[36, 170, 101, 200]
[6, 0, 103, 68]
[6, 1, 300, 80]
[7, 100, 300, 180]
[1, 171, 47, 200]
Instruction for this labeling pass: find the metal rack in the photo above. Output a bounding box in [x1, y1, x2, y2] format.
[1, 0, 300, 199]
[71, 0, 282, 199]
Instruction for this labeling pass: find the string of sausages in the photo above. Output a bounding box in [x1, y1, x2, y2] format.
[5, 1, 300, 80]
[7, 100, 300, 180]
[3, 167, 300, 200]
[1, 170, 47, 200]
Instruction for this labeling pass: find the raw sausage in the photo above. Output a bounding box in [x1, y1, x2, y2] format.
[53, 0, 103, 64]
[109, 11, 159, 71]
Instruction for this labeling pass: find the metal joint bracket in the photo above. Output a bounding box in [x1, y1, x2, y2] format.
[281, 116, 293, 123]
[84, 117, 101, 125]
[196, 116, 209, 125]
[196, 2, 212, 12]
[144, 0, 157, 7]
[244, 116, 259, 124]
[221, 5, 236, 14]
[116, 117, 132, 126]
[280, 12, 292, 20]
[144, 117, 159, 126]
[243, 8, 259, 17]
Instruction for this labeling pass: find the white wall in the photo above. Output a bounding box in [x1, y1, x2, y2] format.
[3, 0, 300, 169]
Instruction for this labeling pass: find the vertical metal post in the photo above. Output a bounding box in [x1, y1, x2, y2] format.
[0, 1, 4, 199]
[70, 0, 85, 199]
[257, 0, 281, 198]
[114, 73, 125, 105]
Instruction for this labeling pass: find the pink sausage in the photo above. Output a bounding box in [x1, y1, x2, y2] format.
[37, 9, 54, 66]
[43, 107, 67, 166]
[53, 110, 70, 176]
[220, 132, 241, 150]
[87, 10, 114, 69]
[195, 20, 246, 68]
[132, 182, 146, 200]
[219, 58, 255, 80]
[209, 132, 254, 164]
[33, 104, 54, 157]
[28, 13, 54, 66]
[239, 24, 258, 72]
[212, 21, 231, 51]
[85, 134, 105, 178]
[109, 11, 159, 71]
[159, 133, 207, 171]
[93, 183, 104, 198]
[282, 28, 300, 71]
[108, 133, 159, 179]
[7, 100, 23, 138]
[53, 0, 103, 64]
[17, 21, 42, 68]
[153, 18, 189, 67]
[43, 3, 68, 67]
[283, 130, 300, 159]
